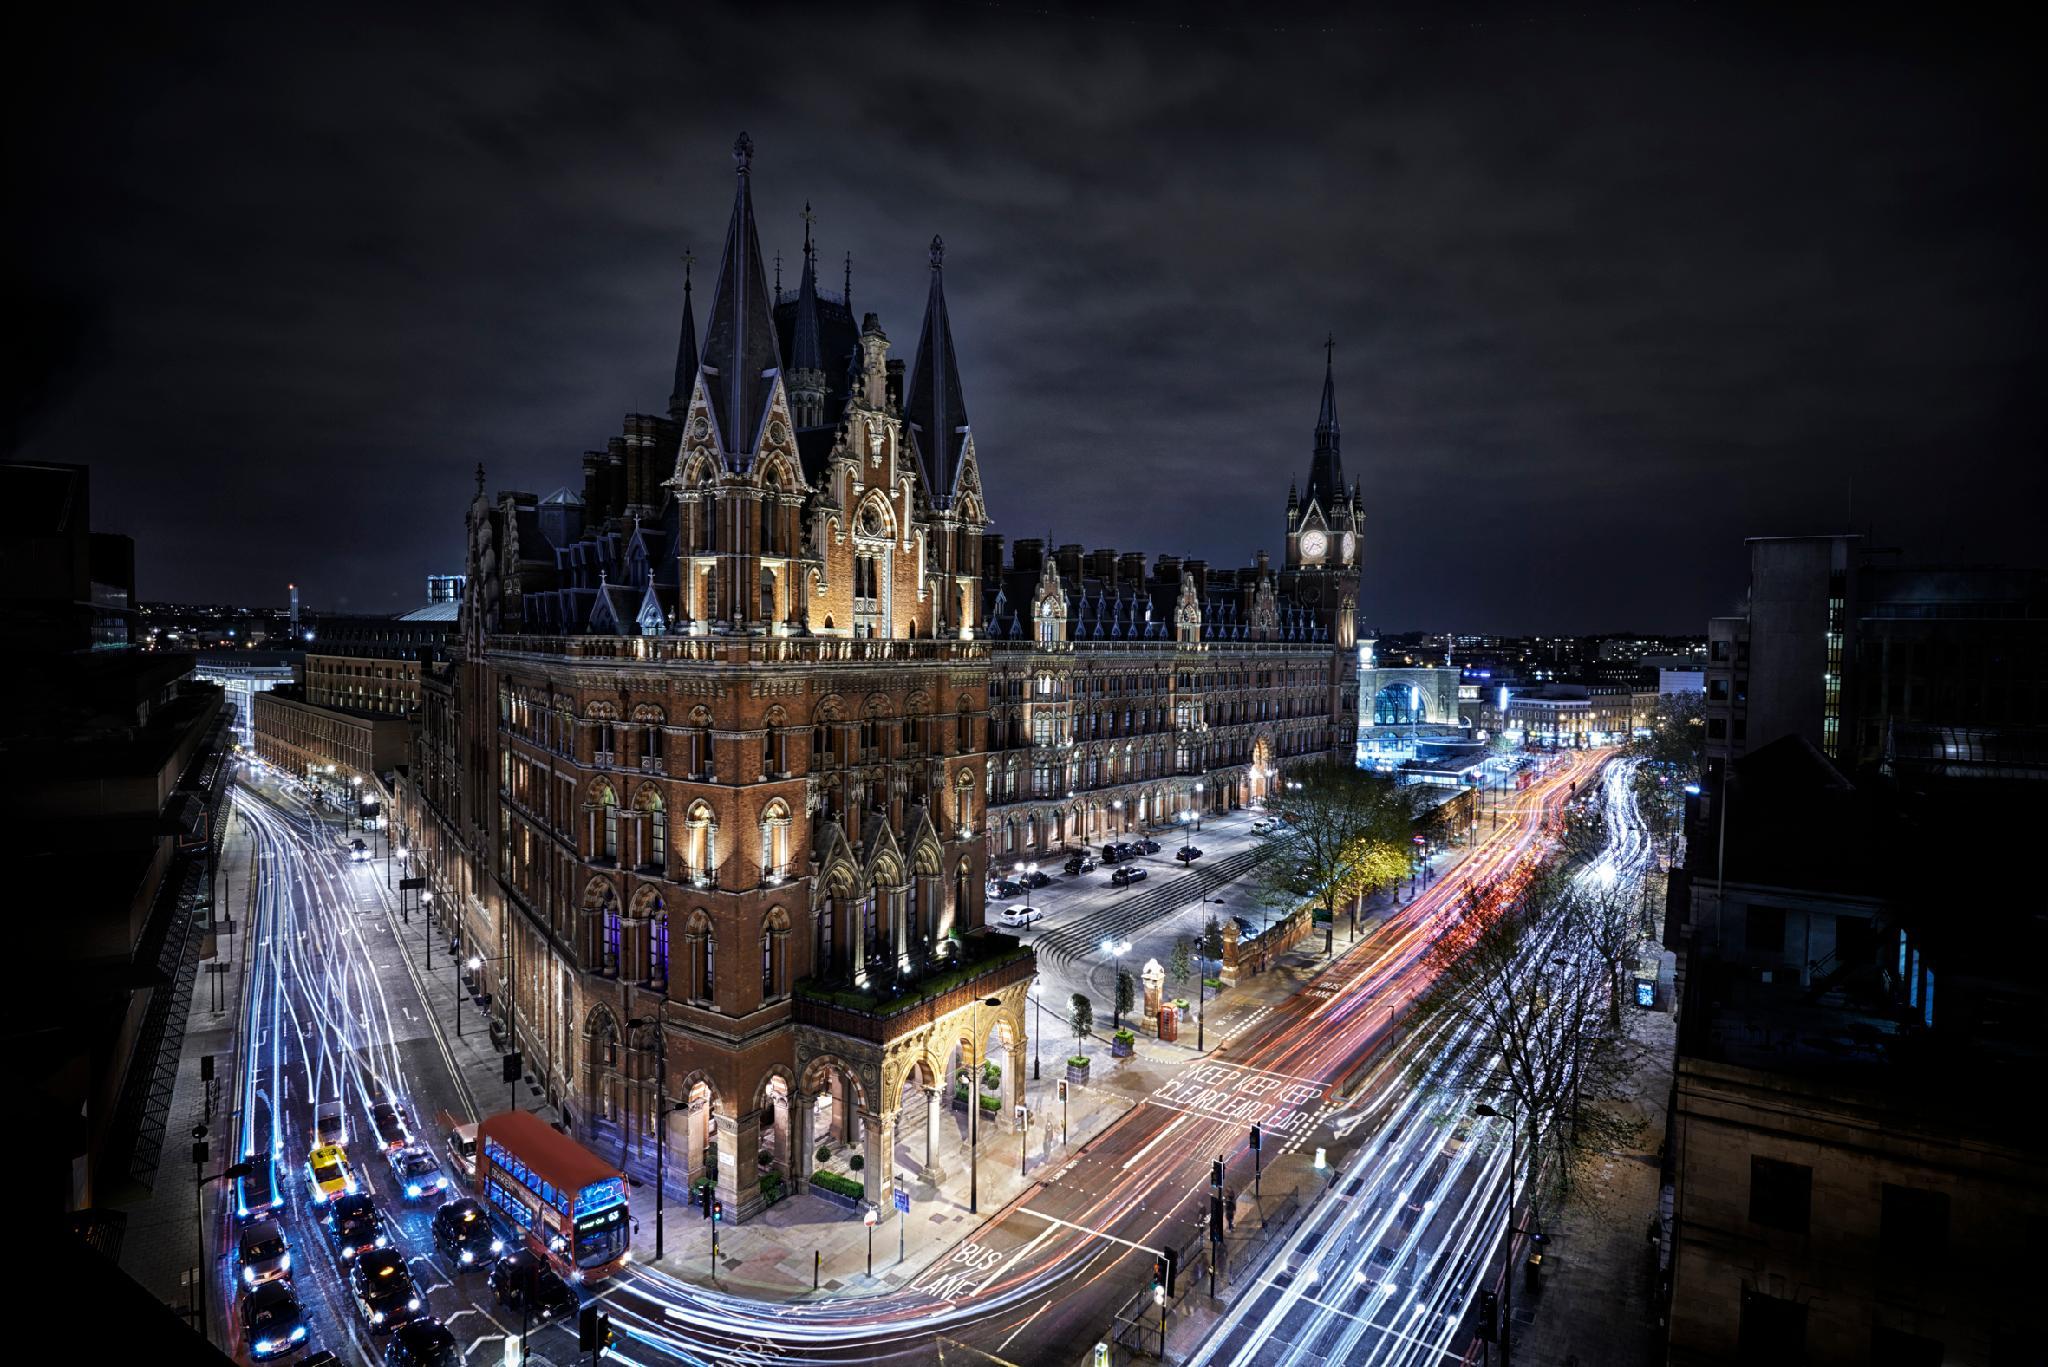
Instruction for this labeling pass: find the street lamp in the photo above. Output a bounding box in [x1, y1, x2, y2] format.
[1100, 937, 1132, 1030]
[1193, 782, 1205, 833]
[968, 994, 1002, 1214]
[349, 773, 363, 830]
[1475, 1100, 1520, 1365]
[421, 890, 436, 970]
[1111, 799, 1123, 835]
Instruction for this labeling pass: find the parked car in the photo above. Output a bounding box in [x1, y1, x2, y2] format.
[997, 907, 1044, 929]
[325, 1192, 393, 1262]
[1110, 866, 1149, 887]
[432, 1197, 504, 1268]
[351, 839, 370, 863]
[388, 1143, 447, 1201]
[240, 1280, 309, 1359]
[1176, 846, 1204, 863]
[1019, 869, 1053, 889]
[351, 1248, 423, 1333]
[1251, 817, 1276, 834]
[1135, 838, 1161, 854]
[237, 1220, 292, 1287]
[382, 1319, 460, 1367]
[1063, 853, 1098, 875]
[990, 878, 1026, 898]
[489, 1252, 580, 1322]
[1099, 843, 1123, 864]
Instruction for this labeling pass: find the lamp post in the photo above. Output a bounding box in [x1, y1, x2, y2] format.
[1475, 1100, 1519, 1365]
[421, 890, 435, 970]
[193, 1150, 252, 1348]
[1193, 782, 1204, 834]
[626, 1014, 675, 1260]
[1111, 799, 1123, 835]
[349, 773, 362, 831]
[968, 994, 1002, 1214]
[1100, 937, 1132, 1030]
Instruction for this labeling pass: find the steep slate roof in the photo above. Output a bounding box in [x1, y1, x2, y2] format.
[699, 133, 783, 465]
[904, 235, 972, 505]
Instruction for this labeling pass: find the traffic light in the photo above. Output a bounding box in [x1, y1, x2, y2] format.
[1162, 1246, 1179, 1297]
[1211, 1156, 1225, 1190]
[600, 1314, 615, 1351]
[579, 1305, 599, 1352]
[1478, 1290, 1499, 1342]
[701, 1184, 713, 1218]
[1151, 1255, 1165, 1293]
[1209, 1191, 1224, 1241]
[713, 1199, 723, 1224]
[1248, 1123, 1261, 1153]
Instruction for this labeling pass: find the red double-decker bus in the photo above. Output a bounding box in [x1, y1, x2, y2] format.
[475, 1110, 630, 1281]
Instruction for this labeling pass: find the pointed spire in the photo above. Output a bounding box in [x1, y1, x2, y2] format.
[699, 132, 785, 463]
[1305, 334, 1343, 511]
[843, 251, 853, 308]
[791, 205, 824, 376]
[667, 248, 698, 421]
[905, 233, 973, 505]
[474, 462, 487, 498]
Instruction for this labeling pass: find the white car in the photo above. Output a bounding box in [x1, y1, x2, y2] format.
[997, 907, 1044, 929]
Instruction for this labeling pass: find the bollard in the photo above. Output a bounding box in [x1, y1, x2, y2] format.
[814, 1249, 820, 1290]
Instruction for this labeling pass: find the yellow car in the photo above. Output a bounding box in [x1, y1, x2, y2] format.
[307, 1144, 357, 1207]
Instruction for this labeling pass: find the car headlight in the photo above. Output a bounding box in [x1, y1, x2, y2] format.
[279, 1253, 290, 1272]
[407, 1184, 422, 1197]
[406, 1297, 421, 1311]
[371, 1311, 385, 1324]
[342, 1246, 355, 1260]
[290, 1327, 307, 1342]
[254, 1339, 274, 1354]
[243, 1266, 257, 1284]
[460, 1250, 473, 1264]
[490, 1240, 504, 1254]
[375, 1234, 388, 1248]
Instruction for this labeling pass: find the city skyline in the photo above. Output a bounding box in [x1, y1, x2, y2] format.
[13, 4, 2041, 632]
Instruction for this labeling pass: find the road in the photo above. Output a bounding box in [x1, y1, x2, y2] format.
[212, 773, 580, 1364]
[204, 749, 1600, 1366]
[1186, 755, 1657, 1367]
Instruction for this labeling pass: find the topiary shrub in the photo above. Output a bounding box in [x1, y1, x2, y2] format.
[849, 1154, 864, 1172]
[978, 1093, 1001, 1114]
[811, 1170, 866, 1200]
[815, 1144, 831, 1164]
[758, 1149, 775, 1169]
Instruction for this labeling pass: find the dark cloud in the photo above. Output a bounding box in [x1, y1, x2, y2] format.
[13, 1, 2043, 629]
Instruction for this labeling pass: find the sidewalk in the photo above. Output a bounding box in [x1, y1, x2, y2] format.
[1503, 988, 1678, 1367]
[114, 794, 259, 1330]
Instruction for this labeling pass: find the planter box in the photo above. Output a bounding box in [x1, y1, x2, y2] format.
[1066, 1060, 1091, 1086]
[1110, 1036, 1134, 1059]
[807, 1182, 866, 1214]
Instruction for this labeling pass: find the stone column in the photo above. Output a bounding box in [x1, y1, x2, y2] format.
[713, 1109, 742, 1225]
[794, 1090, 815, 1191]
[923, 1086, 947, 1183]
[863, 1109, 897, 1222]
[1008, 1014, 1028, 1128]
[733, 1109, 763, 1222]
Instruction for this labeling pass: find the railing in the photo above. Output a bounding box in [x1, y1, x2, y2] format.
[491, 633, 989, 665]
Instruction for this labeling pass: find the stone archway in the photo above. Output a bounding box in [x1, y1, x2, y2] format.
[894, 1057, 939, 1180]
[581, 1006, 624, 1142]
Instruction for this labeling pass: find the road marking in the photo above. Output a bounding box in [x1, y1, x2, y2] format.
[996, 1301, 1050, 1356]
[1013, 1207, 1159, 1253]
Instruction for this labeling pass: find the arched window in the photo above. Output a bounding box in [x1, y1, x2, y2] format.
[906, 877, 922, 954]
[700, 931, 717, 1001]
[650, 908, 669, 990]
[602, 907, 622, 978]
[594, 784, 618, 862]
[957, 698, 974, 753]
[815, 900, 836, 979]
[639, 790, 666, 872]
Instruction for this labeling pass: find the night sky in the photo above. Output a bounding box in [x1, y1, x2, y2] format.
[11, 3, 2042, 633]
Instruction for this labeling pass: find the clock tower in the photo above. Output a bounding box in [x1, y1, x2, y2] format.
[1281, 338, 1363, 649]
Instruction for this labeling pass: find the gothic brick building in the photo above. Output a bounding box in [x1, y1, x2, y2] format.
[399, 134, 1358, 1226]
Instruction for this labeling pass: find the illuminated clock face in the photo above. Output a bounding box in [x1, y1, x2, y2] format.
[1340, 532, 1355, 561]
[1299, 529, 1327, 560]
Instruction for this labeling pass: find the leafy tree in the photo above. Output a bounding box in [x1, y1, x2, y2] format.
[1629, 691, 1704, 779]
[1068, 992, 1093, 1046]
[1200, 916, 1225, 966]
[1256, 760, 1410, 955]
[1168, 938, 1193, 995]
[1114, 970, 1136, 1029]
